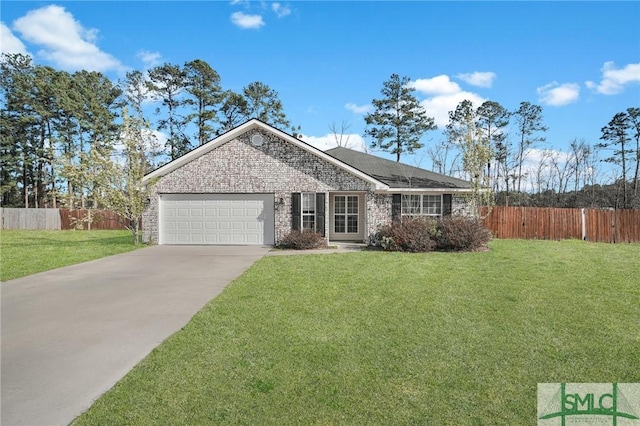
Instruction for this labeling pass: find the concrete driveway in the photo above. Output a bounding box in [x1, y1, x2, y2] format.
[1, 245, 269, 426]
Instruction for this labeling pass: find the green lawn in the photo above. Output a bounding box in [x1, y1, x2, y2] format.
[74, 240, 639, 425]
[0, 230, 142, 281]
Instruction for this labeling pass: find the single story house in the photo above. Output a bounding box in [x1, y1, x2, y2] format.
[141, 119, 471, 245]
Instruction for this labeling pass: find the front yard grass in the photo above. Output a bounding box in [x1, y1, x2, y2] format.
[74, 239, 639, 425]
[0, 230, 141, 281]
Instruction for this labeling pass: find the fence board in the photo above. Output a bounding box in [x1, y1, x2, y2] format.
[483, 206, 640, 243]
[585, 209, 612, 243]
[614, 209, 640, 243]
[1, 208, 129, 230]
[59, 209, 129, 230]
[1, 208, 61, 230]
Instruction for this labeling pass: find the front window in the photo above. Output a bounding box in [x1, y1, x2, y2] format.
[334, 195, 358, 233]
[401, 194, 441, 217]
[302, 193, 316, 230]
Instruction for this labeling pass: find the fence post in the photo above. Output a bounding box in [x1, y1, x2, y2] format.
[581, 208, 586, 240]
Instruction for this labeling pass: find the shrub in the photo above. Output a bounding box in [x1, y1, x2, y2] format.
[434, 216, 491, 251]
[277, 230, 327, 250]
[368, 216, 491, 253]
[369, 217, 437, 253]
[368, 223, 399, 251]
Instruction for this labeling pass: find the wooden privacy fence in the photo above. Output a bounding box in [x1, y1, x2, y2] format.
[1, 208, 129, 230]
[482, 206, 640, 243]
[59, 209, 129, 230]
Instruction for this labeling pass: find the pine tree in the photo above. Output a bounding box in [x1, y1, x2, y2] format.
[364, 74, 435, 162]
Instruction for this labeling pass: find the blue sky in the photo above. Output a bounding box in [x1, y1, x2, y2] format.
[1, 1, 639, 176]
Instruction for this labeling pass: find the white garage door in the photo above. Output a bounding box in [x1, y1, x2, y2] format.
[160, 194, 274, 245]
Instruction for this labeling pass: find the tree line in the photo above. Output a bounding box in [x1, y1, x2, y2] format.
[364, 74, 640, 209]
[1, 56, 638, 215]
[0, 53, 293, 210]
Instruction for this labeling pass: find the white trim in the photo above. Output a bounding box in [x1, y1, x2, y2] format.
[142, 119, 388, 190]
[301, 192, 316, 231]
[158, 194, 164, 245]
[401, 194, 442, 217]
[378, 187, 471, 193]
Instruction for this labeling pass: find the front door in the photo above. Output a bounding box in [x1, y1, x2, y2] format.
[329, 192, 365, 242]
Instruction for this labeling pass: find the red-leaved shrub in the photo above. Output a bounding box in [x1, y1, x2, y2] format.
[434, 216, 491, 251]
[369, 217, 437, 252]
[277, 230, 327, 250]
[369, 216, 491, 252]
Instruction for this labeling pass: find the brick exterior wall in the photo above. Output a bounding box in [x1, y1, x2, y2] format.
[452, 195, 470, 216]
[143, 129, 386, 244]
[366, 193, 393, 238]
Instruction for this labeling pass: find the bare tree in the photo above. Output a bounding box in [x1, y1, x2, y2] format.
[328, 120, 352, 148]
[550, 150, 573, 206]
[567, 139, 590, 201]
[526, 149, 551, 205]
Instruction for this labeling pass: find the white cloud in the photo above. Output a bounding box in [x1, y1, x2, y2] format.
[585, 61, 640, 95]
[410, 75, 461, 96]
[230, 12, 265, 29]
[456, 71, 496, 88]
[345, 102, 372, 114]
[1, 22, 28, 55]
[537, 82, 580, 107]
[300, 133, 367, 152]
[420, 91, 487, 128]
[12, 5, 125, 73]
[137, 50, 162, 69]
[406, 74, 490, 127]
[272, 3, 291, 18]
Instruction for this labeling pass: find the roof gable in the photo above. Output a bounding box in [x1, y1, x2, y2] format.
[142, 119, 388, 189]
[325, 147, 471, 190]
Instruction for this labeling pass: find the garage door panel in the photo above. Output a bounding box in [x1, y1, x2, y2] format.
[160, 194, 274, 245]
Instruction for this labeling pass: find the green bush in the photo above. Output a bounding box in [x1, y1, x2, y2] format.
[368, 216, 491, 252]
[277, 230, 327, 250]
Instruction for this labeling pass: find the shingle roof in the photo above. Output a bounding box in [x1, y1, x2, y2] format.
[325, 147, 471, 189]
